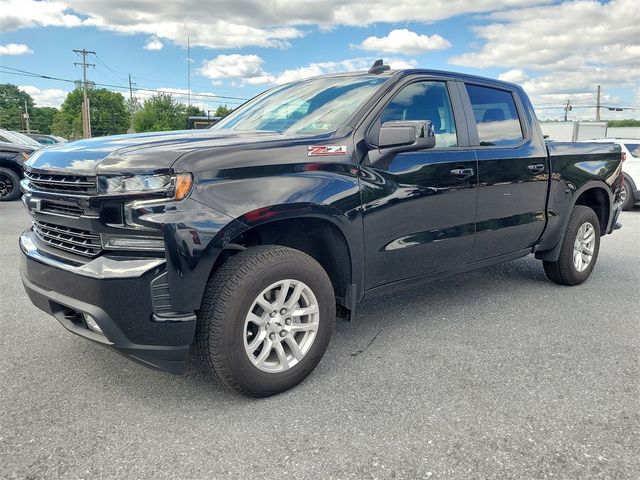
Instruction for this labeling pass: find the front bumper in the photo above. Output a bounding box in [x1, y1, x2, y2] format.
[20, 230, 197, 374]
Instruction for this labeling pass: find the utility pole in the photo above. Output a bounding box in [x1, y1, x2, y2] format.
[187, 37, 191, 109]
[596, 84, 601, 121]
[23, 99, 30, 133]
[563, 99, 572, 122]
[73, 48, 95, 138]
[128, 74, 137, 133]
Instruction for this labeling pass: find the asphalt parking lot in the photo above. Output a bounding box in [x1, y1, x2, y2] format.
[0, 201, 638, 480]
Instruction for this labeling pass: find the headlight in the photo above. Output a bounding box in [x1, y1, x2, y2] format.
[97, 173, 192, 200]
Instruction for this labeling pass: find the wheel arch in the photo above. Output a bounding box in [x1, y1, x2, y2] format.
[207, 204, 362, 311]
[536, 181, 613, 262]
[0, 159, 23, 178]
[572, 184, 611, 234]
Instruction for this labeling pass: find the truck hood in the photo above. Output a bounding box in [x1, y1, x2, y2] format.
[25, 129, 320, 175]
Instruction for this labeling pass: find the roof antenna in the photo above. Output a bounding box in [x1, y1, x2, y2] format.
[368, 59, 390, 74]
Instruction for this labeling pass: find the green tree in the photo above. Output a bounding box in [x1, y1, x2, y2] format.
[186, 105, 205, 116]
[214, 105, 233, 118]
[133, 93, 188, 132]
[608, 119, 640, 127]
[52, 88, 130, 139]
[31, 107, 58, 135]
[0, 84, 34, 131]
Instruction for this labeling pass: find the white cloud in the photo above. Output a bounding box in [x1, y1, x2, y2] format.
[0, 43, 33, 55]
[450, 0, 638, 71]
[200, 54, 271, 84]
[0, 0, 83, 31]
[19, 85, 68, 107]
[199, 55, 418, 86]
[0, 0, 550, 49]
[355, 29, 451, 55]
[143, 36, 163, 51]
[449, 0, 639, 119]
[497, 69, 528, 83]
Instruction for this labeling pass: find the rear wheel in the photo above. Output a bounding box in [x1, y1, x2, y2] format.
[196, 245, 335, 397]
[620, 178, 635, 211]
[543, 205, 601, 286]
[0, 168, 21, 201]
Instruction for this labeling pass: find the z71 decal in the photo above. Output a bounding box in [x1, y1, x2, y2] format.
[307, 145, 348, 156]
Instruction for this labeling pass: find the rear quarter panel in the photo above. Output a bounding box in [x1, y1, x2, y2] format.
[536, 141, 622, 251]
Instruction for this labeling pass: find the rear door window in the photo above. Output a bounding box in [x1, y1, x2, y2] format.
[466, 84, 523, 146]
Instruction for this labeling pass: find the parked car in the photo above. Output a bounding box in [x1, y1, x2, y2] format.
[586, 138, 639, 210]
[19, 61, 624, 396]
[0, 128, 42, 148]
[0, 142, 35, 200]
[24, 133, 67, 145]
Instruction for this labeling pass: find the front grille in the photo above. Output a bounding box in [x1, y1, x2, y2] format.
[25, 171, 97, 195]
[41, 201, 85, 217]
[33, 220, 102, 257]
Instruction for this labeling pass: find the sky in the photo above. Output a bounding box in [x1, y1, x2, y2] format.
[0, 0, 638, 120]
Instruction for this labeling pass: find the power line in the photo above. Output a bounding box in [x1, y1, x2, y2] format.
[0, 66, 250, 102]
[130, 74, 262, 96]
[94, 49, 258, 98]
[94, 54, 129, 82]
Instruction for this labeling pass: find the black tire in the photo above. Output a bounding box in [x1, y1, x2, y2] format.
[543, 205, 601, 286]
[195, 245, 335, 397]
[0, 167, 21, 201]
[621, 178, 635, 211]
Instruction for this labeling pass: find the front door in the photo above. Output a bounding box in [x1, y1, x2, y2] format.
[359, 80, 478, 290]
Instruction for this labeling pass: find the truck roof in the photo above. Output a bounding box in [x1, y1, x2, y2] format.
[295, 67, 522, 92]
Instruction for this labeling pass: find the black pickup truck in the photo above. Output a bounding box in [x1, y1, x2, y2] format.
[0, 142, 36, 201]
[19, 62, 623, 396]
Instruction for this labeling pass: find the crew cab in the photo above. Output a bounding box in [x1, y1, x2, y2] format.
[19, 62, 624, 396]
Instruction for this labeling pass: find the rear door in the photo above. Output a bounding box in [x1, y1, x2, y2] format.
[359, 78, 478, 289]
[462, 83, 549, 260]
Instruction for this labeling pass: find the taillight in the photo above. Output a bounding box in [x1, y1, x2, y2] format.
[621, 152, 627, 163]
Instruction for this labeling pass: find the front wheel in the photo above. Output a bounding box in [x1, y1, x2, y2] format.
[543, 205, 601, 286]
[0, 167, 21, 201]
[196, 245, 335, 397]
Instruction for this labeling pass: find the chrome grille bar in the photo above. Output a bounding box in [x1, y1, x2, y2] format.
[33, 220, 102, 257]
[25, 171, 97, 195]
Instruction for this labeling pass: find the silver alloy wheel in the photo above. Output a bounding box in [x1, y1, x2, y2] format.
[573, 222, 596, 272]
[243, 279, 320, 373]
[619, 183, 628, 204]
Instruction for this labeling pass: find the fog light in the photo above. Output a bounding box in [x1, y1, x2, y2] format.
[101, 234, 165, 252]
[83, 314, 103, 334]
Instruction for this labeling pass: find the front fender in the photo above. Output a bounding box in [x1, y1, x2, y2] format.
[133, 164, 365, 312]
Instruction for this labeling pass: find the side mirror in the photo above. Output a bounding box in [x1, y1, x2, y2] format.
[377, 120, 435, 152]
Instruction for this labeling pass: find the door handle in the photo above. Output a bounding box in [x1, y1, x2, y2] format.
[527, 163, 545, 173]
[450, 168, 474, 177]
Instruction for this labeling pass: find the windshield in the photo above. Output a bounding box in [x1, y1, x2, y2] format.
[212, 76, 388, 134]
